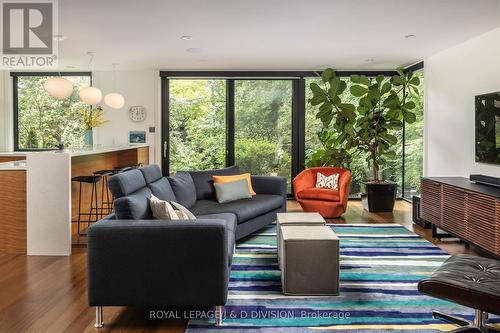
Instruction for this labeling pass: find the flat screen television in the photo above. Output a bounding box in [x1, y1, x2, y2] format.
[476, 91, 500, 164]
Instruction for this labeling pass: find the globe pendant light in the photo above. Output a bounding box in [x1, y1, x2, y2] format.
[43, 76, 73, 100]
[104, 92, 125, 109]
[104, 63, 125, 109]
[79, 52, 103, 105]
[80, 86, 102, 105]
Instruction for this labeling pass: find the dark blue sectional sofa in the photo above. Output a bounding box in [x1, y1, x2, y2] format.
[87, 164, 286, 327]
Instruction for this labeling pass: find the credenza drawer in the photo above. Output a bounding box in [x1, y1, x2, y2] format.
[421, 179, 442, 226]
[442, 185, 466, 236]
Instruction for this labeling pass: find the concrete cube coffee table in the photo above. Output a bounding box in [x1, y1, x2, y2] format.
[279, 225, 339, 295]
[276, 212, 326, 268]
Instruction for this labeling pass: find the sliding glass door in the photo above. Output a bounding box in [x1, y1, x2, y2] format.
[234, 80, 293, 190]
[168, 79, 226, 174]
[162, 69, 424, 198]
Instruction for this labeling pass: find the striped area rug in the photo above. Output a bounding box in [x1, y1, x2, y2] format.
[187, 223, 499, 332]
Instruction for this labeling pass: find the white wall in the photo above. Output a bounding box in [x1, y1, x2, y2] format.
[92, 70, 160, 164]
[425, 27, 500, 177]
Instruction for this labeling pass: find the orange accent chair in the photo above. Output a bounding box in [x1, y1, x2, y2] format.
[293, 167, 352, 218]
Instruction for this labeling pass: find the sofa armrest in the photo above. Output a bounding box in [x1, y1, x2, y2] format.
[251, 175, 287, 198]
[87, 219, 229, 307]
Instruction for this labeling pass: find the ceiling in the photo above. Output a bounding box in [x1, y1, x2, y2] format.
[57, 0, 500, 71]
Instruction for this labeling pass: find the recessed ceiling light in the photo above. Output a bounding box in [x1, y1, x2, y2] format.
[405, 34, 416, 39]
[181, 35, 193, 40]
[53, 34, 66, 41]
[186, 47, 202, 54]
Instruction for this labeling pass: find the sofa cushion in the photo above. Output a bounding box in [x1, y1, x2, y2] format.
[195, 213, 237, 234]
[297, 188, 340, 202]
[190, 194, 283, 223]
[148, 178, 177, 202]
[108, 169, 146, 198]
[140, 165, 177, 202]
[168, 172, 197, 208]
[188, 166, 240, 200]
[139, 164, 162, 183]
[113, 187, 153, 219]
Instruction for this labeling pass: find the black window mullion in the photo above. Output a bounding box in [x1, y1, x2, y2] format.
[291, 79, 305, 189]
[13, 75, 19, 151]
[226, 79, 235, 167]
[161, 77, 170, 176]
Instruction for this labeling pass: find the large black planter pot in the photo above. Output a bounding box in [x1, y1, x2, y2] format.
[361, 181, 396, 212]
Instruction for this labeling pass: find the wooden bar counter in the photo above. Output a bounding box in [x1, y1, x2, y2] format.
[0, 145, 149, 255]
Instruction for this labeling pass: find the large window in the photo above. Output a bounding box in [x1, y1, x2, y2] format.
[161, 69, 424, 198]
[168, 79, 226, 174]
[235, 80, 293, 190]
[304, 72, 423, 198]
[403, 71, 424, 199]
[13, 73, 91, 150]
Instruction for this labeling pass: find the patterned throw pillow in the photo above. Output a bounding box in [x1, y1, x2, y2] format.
[315, 172, 340, 190]
[150, 194, 189, 220]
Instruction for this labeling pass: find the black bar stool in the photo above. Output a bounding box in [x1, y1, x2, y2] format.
[72, 175, 101, 235]
[93, 169, 114, 217]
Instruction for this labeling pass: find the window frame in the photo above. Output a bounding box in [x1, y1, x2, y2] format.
[11, 71, 92, 152]
[160, 64, 424, 197]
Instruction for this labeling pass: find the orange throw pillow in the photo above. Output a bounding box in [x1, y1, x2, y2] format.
[213, 173, 256, 196]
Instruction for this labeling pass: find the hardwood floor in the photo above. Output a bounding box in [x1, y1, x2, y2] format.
[0, 200, 487, 333]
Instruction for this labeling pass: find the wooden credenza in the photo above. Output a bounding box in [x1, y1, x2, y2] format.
[421, 177, 500, 256]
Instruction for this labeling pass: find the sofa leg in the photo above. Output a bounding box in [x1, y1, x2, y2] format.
[215, 305, 223, 326]
[94, 306, 104, 328]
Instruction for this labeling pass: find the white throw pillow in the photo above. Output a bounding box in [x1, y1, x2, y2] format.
[315, 172, 339, 190]
[150, 194, 189, 220]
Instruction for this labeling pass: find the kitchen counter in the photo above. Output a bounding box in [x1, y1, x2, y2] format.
[0, 160, 27, 170]
[0, 144, 149, 157]
[0, 144, 150, 256]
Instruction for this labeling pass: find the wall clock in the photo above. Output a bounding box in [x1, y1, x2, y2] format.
[129, 105, 146, 122]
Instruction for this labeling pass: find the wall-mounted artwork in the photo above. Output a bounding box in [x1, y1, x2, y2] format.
[129, 131, 146, 144]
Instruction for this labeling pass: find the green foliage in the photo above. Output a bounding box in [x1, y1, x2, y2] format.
[17, 76, 91, 149]
[169, 79, 293, 190]
[307, 68, 421, 182]
[79, 106, 109, 129]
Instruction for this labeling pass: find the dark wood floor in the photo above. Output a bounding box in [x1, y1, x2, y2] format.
[0, 200, 486, 333]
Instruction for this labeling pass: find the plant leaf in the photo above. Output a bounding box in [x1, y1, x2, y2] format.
[321, 68, 334, 82]
[350, 85, 368, 97]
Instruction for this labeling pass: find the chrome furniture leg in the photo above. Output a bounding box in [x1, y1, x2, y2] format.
[215, 305, 223, 326]
[94, 306, 104, 328]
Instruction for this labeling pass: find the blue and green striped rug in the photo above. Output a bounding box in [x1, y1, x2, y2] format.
[187, 223, 499, 332]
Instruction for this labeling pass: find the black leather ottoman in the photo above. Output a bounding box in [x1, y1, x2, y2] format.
[418, 254, 500, 332]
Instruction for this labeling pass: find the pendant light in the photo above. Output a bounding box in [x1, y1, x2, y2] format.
[79, 52, 102, 105]
[104, 63, 125, 109]
[44, 76, 73, 100]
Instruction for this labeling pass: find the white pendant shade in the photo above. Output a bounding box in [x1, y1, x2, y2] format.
[79, 86, 103, 105]
[43, 77, 73, 100]
[104, 93, 125, 109]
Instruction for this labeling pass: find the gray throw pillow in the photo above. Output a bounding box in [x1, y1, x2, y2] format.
[214, 179, 252, 203]
[171, 201, 197, 220]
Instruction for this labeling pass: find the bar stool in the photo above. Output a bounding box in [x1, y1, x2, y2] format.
[72, 175, 101, 236]
[93, 169, 114, 217]
[113, 163, 143, 174]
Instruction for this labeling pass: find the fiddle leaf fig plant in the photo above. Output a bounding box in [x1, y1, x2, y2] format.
[308, 67, 421, 182]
